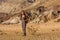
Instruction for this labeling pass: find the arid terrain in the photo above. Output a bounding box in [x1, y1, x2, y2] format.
[0, 0, 60, 40]
[0, 22, 60, 40]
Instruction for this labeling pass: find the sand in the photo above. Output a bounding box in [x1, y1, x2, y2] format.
[0, 21, 60, 40]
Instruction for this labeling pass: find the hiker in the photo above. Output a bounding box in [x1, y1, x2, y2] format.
[20, 10, 29, 36]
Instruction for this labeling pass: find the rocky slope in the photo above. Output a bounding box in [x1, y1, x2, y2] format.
[0, 0, 60, 24]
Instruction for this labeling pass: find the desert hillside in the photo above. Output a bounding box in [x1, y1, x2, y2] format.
[0, 0, 60, 40]
[0, 0, 60, 23]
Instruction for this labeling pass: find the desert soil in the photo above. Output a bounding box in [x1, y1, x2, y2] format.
[0, 21, 60, 40]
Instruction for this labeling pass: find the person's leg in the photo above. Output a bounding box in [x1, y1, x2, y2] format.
[22, 20, 26, 36]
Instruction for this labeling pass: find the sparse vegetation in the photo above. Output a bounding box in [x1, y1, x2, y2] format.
[0, 0, 60, 40]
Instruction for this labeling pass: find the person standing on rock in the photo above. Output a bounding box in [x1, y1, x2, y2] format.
[20, 10, 29, 36]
